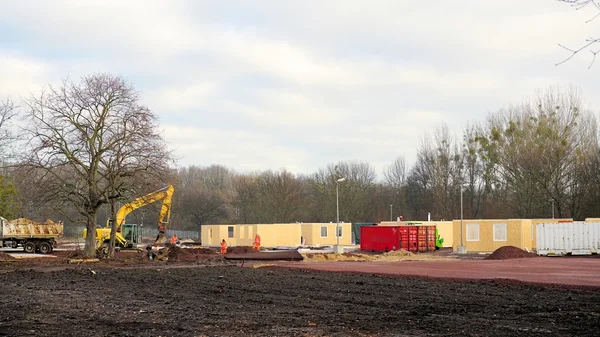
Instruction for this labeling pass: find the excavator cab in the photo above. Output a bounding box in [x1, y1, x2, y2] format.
[121, 223, 142, 245]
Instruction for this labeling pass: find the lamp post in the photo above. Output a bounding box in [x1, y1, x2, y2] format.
[335, 177, 346, 254]
[458, 186, 467, 254]
[460, 187, 463, 246]
[390, 204, 393, 221]
[551, 199, 555, 219]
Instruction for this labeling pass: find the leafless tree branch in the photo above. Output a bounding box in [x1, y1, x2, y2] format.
[557, 0, 600, 68]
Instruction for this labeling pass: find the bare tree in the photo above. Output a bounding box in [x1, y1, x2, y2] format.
[384, 156, 408, 219]
[232, 173, 260, 223]
[475, 85, 597, 218]
[21, 74, 173, 257]
[384, 156, 407, 188]
[309, 161, 377, 223]
[180, 189, 227, 227]
[254, 169, 307, 223]
[0, 98, 18, 163]
[557, 0, 600, 68]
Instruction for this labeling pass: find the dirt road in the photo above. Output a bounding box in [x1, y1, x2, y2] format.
[281, 257, 600, 287]
[0, 264, 598, 337]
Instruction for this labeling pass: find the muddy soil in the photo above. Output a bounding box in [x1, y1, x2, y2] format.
[485, 245, 537, 260]
[0, 265, 598, 337]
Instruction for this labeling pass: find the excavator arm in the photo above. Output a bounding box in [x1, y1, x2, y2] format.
[111, 185, 174, 245]
[85, 185, 175, 250]
[153, 185, 174, 245]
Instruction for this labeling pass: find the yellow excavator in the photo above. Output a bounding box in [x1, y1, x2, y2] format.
[83, 185, 175, 251]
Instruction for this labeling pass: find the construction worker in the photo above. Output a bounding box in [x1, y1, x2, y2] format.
[253, 234, 261, 251]
[170, 234, 178, 246]
[220, 239, 228, 255]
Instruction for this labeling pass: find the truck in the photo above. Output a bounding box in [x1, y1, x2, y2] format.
[83, 185, 174, 252]
[0, 217, 64, 254]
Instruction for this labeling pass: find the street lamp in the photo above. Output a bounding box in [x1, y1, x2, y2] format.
[335, 177, 346, 254]
[390, 205, 393, 221]
[458, 186, 467, 254]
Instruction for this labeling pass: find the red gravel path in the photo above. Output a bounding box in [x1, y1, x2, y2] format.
[280, 257, 600, 287]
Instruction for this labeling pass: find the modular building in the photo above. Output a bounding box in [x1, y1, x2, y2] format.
[300, 222, 352, 247]
[201, 222, 351, 248]
[452, 219, 526, 253]
[451, 218, 570, 252]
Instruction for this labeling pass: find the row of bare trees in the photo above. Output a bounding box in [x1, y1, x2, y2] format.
[2, 77, 600, 254]
[166, 86, 600, 230]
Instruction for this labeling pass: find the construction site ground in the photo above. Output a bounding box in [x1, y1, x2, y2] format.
[0, 246, 599, 337]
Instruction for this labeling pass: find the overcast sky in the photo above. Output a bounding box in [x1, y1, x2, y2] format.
[0, 0, 598, 177]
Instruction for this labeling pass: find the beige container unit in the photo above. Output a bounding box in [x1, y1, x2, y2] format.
[254, 223, 302, 247]
[301, 222, 352, 246]
[201, 224, 229, 247]
[379, 221, 453, 248]
[201, 223, 303, 247]
[452, 219, 531, 252]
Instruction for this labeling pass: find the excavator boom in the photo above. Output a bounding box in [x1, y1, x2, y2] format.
[101, 185, 174, 248]
[114, 185, 174, 231]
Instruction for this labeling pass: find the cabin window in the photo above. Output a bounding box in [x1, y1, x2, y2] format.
[466, 223, 480, 241]
[228, 226, 234, 238]
[320, 226, 328, 238]
[493, 223, 507, 241]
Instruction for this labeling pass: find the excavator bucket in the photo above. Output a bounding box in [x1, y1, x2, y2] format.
[154, 232, 166, 245]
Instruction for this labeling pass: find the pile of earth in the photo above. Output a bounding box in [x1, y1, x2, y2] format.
[227, 246, 259, 254]
[166, 246, 218, 261]
[485, 246, 537, 260]
[67, 250, 87, 259]
[382, 249, 413, 257]
[0, 252, 16, 261]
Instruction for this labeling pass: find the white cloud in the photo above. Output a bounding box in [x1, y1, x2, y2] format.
[144, 82, 219, 111]
[0, 53, 55, 98]
[0, 0, 599, 177]
[162, 125, 310, 173]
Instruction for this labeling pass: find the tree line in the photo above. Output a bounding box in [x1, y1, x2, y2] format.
[166, 86, 600, 229]
[1, 76, 599, 255]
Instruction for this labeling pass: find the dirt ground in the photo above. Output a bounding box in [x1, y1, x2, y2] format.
[282, 256, 600, 288]
[1, 255, 600, 337]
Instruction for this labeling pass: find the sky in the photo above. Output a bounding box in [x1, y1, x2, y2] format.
[0, 0, 598, 177]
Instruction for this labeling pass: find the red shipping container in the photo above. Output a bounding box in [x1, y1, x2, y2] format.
[361, 225, 437, 253]
[417, 225, 436, 252]
[360, 226, 401, 252]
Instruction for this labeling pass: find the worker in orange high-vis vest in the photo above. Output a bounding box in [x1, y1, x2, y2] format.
[220, 239, 228, 254]
[253, 234, 261, 251]
[170, 234, 178, 246]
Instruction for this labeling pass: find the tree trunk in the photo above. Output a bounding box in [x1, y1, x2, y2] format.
[84, 214, 98, 257]
[108, 200, 118, 258]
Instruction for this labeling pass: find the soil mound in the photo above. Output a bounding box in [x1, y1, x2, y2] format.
[166, 246, 219, 261]
[0, 252, 16, 261]
[195, 247, 217, 255]
[166, 246, 192, 261]
[227, 246, 259, 254]
[485, 246, 537, 260]
[383, 249, 413, 257]
[67, 250, 87, 259]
